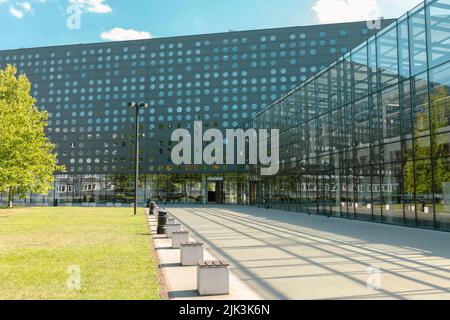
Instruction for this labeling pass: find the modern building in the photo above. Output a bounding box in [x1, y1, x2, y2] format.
[1, 0, 448, 233]
[0, 19, 393, 206]
[249, 0, 450, 231]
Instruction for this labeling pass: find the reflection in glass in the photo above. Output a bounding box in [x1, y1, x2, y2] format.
[250, 0, 450, 231]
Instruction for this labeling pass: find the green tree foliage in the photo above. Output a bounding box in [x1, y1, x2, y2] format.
[431, 87, 450, 193]
[0, 65, 65, 208]
[404, 86, 450, 195]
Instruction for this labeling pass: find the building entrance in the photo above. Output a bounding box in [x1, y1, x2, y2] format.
[208, 181, 224, 204]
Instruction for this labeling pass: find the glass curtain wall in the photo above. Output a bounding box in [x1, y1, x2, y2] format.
[250, 0, 450, 231]
[0, 173, 247, 206]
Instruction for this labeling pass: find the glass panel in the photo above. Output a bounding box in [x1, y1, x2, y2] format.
[429, 61, 450, 138]
[428, 0, 450, 68]
[355, 97, 370, 148]
[400, 80, 413, 139]
[378, 26, 399, 87]
[356, 147, 370, 166]
[308, 118, 316, 158]
[384, 142, 402, 163]
[318, 156, 331, 216]
[305, 162, 317, 215]
[409, 8, 428, 75]
[318, 113, 330, 155]
[381, 84, 401, 142]
[330, 65, 339, 109]
[434, 157, 450, 231]
[412, 71, 430, 139]
[433, 132, 450, 158]
[403, 160, 417, 226]
[370, 93, 381, 146]
[344, 56, 353, 103]
[414, 135, 431, 160]
[382, 162, 404, 225]
[415, 158, 435, 229]
[355, 166, 373, 221]
[352, 46, 369, 99]
[330, 110, 339, 153]
[316, 73, 329, 116]
[398, 19, 410, 78]
[331, 154, 342, 217]
[372, 165, 383, 223]
[368, 40, 378, 94]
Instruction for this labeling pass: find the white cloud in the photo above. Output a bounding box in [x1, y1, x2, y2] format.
[69, 0, 112, 14]
[312, 0, 423, 23]
[4, 0, 48, 19]
[378, 0, 424, 17]
[9, 6, 24, 18]
[312, 0, 380, 23]
[17, 1, 32, 12]
[100, 28, 152, 41]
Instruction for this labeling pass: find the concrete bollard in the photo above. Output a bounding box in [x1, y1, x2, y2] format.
[180, 242, 204, 266]
[149, 201, 156, 215]
[166, 223, 182, 238]
[197, 260, 230, 296]
[172, 231, 190, 249]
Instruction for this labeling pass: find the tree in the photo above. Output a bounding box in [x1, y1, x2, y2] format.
[0, 65, 65, 208]
[404, 86, 450, 195]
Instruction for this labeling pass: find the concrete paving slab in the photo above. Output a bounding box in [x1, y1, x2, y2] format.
[148, 216, 262, 300]
[162, 205, 450, 300]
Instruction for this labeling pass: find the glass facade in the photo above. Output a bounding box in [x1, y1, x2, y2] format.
[250, 0, 450, 232]
[0, 173, 249, 206]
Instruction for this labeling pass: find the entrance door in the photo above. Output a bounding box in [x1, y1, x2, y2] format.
[208, 181, 224, 204]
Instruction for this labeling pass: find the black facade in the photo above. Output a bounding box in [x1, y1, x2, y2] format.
[0, 20, 394, 206]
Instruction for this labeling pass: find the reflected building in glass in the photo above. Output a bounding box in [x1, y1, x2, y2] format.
[249, 0, 450, 231]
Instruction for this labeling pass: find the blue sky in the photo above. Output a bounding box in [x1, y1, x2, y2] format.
[0, 0, 423, 50]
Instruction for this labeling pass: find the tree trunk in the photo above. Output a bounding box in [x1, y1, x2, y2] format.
[7, 187, 13, 208]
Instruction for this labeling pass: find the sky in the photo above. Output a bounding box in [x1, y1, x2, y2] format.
[0, 0, 424, 50]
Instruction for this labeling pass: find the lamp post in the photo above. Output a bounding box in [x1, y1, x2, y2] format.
[128, 102, 148, 215]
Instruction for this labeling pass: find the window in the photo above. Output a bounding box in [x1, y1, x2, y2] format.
[428, 0, 450, 67]
[409, 8, 428, 75]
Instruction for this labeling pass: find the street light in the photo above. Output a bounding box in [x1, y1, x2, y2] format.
[128, 102, 148, 215]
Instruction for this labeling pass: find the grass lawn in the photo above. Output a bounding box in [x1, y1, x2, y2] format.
[0, 207, 161, 300]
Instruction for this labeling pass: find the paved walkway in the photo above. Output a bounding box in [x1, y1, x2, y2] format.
[148, 214, 262, 300]
[164, 205, 450, 300]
